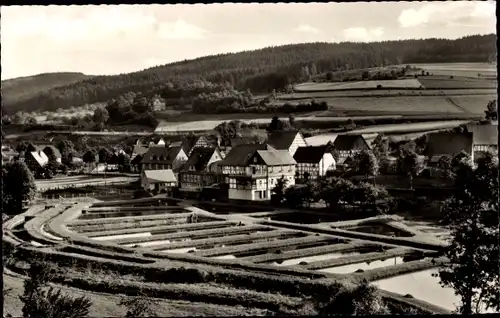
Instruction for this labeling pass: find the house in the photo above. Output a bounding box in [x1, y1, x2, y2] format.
[141, 146, 188, 172]
[149, 137, 166, 146]
[152, 97, 166, 112]
[267, 130, 307, 156]
[24, 150, 49, 174]
[39, 145, 62, 163]
[424, 131, 473, 165]
[130, 145, 149, 161]
[131, 154, 144, 173]
[141, 169, 177, 192]
[332, 134, 370, 164]
[178, 147, 224, 192]
[469, 124, 498, 163]
[220, 144, 296, 201]
[188, 135, 220, 156]
[293, 143, 336, 181]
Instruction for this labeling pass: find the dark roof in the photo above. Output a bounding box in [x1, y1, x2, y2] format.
[332, 135, 368, 150]
[184, 147, 217, 171]
[132, 145, 149, 156]
[470, 124, 498, 145]
[294, 145, 330, 163]
[39, 145, 62, 158]
[220, 144, 268, 166]
[424, 131, 473, 157]
[230, 137, 255, 147]
[131, 154, 144, 165]
[141, 146, 183, 165]
[267, 130, 300, 150]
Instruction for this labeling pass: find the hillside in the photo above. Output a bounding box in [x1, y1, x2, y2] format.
[2, 34, 496, 114]
[1, 72, 91, 106]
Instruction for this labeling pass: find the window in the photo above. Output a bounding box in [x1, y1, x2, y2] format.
[252, 167, 256, 174]
[254, 157, 257, 163]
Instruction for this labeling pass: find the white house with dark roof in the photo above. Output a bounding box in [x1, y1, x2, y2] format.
[294, 143, 336, 180]
[332, 134, 370, 164]
[469, 124, 498, 163]
[141, 169, 177, 192]
[220, 144, 296, 201]
[141, 146, 188, 172]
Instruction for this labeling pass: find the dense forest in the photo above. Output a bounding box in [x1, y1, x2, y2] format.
[2, 34, 496, 114]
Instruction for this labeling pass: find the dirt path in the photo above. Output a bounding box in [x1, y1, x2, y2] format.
[3, 271, 270, 317]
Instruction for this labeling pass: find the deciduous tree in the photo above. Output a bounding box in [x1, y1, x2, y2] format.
[271, 176, 288, 205]
[2, 161, 36, 215]
[484, 99, 497, 121]
[435, 153, 499, 314]
[399, 151, 425, 190]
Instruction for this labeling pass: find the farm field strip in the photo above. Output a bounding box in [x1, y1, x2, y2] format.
[113, 224, 274, 245]
[69, 212, 195, 226]
[68, 218, 198, 233]
[294, 79, 422, 92]
[304, 247, 414, 270]
[277, 88, 497, 100]
[83, 220, 237, 237]
[194, 236, 337, 258]
[148, 230, 299, 251]
[241, 242, 365, 264]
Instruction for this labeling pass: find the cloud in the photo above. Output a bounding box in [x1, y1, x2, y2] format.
[398, 1, 495, 28]
[343, 27, 384, 42]
[295, 24, 321, 34]
[156, 19, 208, 39]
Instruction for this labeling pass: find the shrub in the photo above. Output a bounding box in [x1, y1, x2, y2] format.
[119, 295, 157, 318]
[376, 85, 383, 89]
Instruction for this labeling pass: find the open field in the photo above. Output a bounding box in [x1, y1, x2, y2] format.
[294, 79, 422, 92]
[417, 76, 497, 89]
[412, 63, 497, 78]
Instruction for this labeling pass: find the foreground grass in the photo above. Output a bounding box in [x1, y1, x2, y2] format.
[3, 273, 272, 317]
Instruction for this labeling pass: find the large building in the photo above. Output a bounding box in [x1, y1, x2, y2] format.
[219, 144, 296, 201]
[294, 143, 336, 180]
[141, 169, 177, 192]
[178, 147, 224, 192]
[140, 146, 188, 172]
[332, 134, 370, 164]
[469, 124, 498, 163]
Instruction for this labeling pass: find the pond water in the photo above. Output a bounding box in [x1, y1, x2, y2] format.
[93, 232, 152, 241]
[269, 251, 362, 267]
[194, 203, 270, 215]
[263, 212, 342, 224]
[212, 254, 237, 260]
[160, 247, 198, 254]
[373, 269, 497, 314]
[345, 223, 414, 237]
[319, 257, 405, 274]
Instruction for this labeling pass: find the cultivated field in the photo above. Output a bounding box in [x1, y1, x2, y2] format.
[294, 79, 422, 92]
[412, 63, 497, 78]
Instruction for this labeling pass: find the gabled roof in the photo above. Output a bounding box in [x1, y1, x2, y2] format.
[294, 144, 331, 163]
[220, 144, 269, 166]
[332, 135, 369, 151]
[29, 151, 49, 166]
[141, 146, 184, 165]
[267, 130, 300, 150]
[424, 131, 473, 157]
[470, 124, 498, 145]
[230, 137, 255, 147]
[184, 147, 218, 171]
[131, 154, 144, 165]
[143, 169, 177, 183]
[132, 145, 149, 156]
[38, 145, 62, 158]
[257, 149, 296, 166]
[169, 138, 196, 155]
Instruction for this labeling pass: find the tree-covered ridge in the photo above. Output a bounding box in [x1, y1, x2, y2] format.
[2, 34, 496, 114]
[1, 72, 91, 104]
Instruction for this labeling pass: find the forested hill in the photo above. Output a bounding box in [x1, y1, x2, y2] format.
[1, 72, 91, 106]
[2, 34, 496, 114]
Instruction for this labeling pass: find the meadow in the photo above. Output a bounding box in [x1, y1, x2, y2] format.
[294, 79, 422, 92]
[412, 62, 497, 78]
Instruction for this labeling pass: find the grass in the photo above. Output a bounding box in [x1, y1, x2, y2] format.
[303, 247, 414, 270]
[413, 62, 497, 78]
[417, 75, 497, 89]
[241, 242, 365, 264]
[355, 257, 447, 282]
[113, 224, 273, 245]
[148, 230, 299, 251]
[294, 79, 422, 92]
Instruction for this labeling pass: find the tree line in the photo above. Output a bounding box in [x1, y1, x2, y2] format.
[3, 34, 495, 114]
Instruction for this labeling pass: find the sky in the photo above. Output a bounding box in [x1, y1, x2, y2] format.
[1, 1, 496, 80]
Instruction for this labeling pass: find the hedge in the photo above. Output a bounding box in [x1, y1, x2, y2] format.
[84, 220, 237, 237]
[304, 247, 414, 270]
[242, 242, 364, 264]
[114, 224, 273, 245]
[195, 235, 340, 257]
